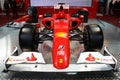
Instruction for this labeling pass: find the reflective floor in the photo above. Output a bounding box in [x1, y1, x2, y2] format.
[0, 19, 120, 80]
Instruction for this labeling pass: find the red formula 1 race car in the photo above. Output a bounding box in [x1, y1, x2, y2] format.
[1, 3, 118, 73]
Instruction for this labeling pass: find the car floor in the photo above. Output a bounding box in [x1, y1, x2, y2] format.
[0, 19, 120, 80]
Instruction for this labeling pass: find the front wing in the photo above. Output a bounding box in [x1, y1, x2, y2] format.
[5, 47, 117, 72]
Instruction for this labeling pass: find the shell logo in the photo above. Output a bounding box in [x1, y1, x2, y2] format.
[8, 58, 13, 61]
[56, 32, 67, 37]
[59, 58, 63, 63]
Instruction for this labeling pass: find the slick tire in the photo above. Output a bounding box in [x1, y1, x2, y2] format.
[19, 24, 38, 51]
[83, 24, 104, 51]
[28, 6, 37, 16]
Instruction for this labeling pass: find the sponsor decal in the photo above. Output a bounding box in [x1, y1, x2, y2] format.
[57, 51, 65, 56]
[26, 53, 37, 61]
[56, 32, 67, 37]
[85, 53, 113, 62]
[58, 45, 64, 50]
[8, 58, 25, 62]
[8, 53, 37, 62]
[57, 45, 65, 55]
[85, 53, 95, 61]
[96, 58, 113, 62]
[59, 58, 63, 63]
[57, 45, 65, 63]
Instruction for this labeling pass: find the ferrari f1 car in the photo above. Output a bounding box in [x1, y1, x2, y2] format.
[1, 3, 118, 73]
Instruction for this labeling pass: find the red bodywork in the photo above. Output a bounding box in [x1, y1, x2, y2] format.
[14, 15, 31, 22]
[13, 6, 81, 69]
[42, 8, 81, 69]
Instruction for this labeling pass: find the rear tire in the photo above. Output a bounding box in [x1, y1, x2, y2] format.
[19, 24, 38, 51]
[27, 6, 38, 23]
[83, 24, 104, 51]
[28, 6, 37, 16]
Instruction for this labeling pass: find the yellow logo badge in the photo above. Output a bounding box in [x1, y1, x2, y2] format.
[56, 32, 67, 37]
[59, 58, 63, 63]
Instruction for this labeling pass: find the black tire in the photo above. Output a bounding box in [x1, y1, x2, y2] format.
[28, 6, 37, 16]
[83, 24, 104, 51]
[19, 24, 38, 51]
[78, 9, 88, 22]
[27, 6, 38, 23]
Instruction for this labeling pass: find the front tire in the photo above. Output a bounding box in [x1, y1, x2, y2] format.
[83, 24, 104, 51]
[19, 24, 38, 51]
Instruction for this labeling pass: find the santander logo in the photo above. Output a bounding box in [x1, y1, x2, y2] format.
[26, 53, 37, 61]
[85, 53, 95, 61]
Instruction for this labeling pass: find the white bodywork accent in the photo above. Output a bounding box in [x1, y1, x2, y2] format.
[13, 21, 26, 27]
[7, 52, 45, 64]
[77, 52, 115, 64]
[8, 64, 113, 72]
[4, 47, 117, 72]
[54, 4, 69, 9]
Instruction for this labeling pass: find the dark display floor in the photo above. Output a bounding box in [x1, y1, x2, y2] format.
[0, 19, 120, 80]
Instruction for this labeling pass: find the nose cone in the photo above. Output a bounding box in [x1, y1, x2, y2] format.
[53, 55, 69, 69]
